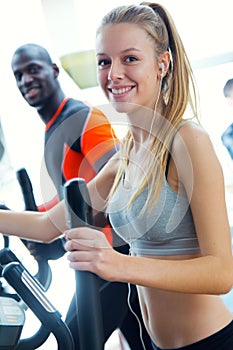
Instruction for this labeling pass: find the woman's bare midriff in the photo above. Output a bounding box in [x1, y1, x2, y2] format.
[136, 253, 233, 349]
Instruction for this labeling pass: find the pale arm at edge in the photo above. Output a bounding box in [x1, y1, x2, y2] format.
[0, 200, 67, 243]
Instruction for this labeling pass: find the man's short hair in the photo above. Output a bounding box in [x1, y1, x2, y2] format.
[223, 79, 233, 98]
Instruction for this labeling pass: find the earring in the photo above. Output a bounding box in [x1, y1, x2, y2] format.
[160, 62, 165, 77]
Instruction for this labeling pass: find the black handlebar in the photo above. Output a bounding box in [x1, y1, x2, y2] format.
[2, 261, 75, 350]
[64, 178, 104, 350]
[16, 168, 37, 211]
[16, 168, 52, 290]
[0, 168, 75, 349]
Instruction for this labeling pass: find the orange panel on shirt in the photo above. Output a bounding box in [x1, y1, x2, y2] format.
[62, 144, 96, 183]
[82, 108, 119, 166]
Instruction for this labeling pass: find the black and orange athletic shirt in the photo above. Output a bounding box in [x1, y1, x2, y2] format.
[39, 97, 119, 243]
[44, 97, 118, 193]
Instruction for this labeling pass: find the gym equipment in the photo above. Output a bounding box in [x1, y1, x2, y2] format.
[0, 168, 52, 300]
[16, 167, 52, 289]
[0, 168, 52, 302]
[0, 250, 74, 350]
[0, 167, 75, 349]
[0, 296, 24, 350]
[64, 178, 104, 350]
[0, 173, 105, 349]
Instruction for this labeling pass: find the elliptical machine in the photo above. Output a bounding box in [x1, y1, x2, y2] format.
[0, 249, 75, 350]
[0, 171, 104, 350]
[0, 168, 74, 350]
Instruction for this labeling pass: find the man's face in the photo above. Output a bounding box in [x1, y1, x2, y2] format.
[11, 48, 58, 108]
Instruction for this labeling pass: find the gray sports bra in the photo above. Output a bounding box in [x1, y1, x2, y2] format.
[108, 122, 200, 256]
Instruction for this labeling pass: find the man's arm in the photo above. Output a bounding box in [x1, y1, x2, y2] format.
[221, 123, 233, 160]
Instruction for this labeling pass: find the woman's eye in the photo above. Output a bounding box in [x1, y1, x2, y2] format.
[125, 56, 137, 63]
[98, 59, 110, 67]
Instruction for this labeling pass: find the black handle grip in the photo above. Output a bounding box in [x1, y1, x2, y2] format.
[16, 168, 37, 211]
[16, 167, 52, 290]
[16, 167, 37, 247]
[63, 178, 104, 350]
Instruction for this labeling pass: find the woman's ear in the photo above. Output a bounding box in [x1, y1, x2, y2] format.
[158, 51, 171, 78]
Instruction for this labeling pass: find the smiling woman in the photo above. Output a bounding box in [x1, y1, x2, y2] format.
[96, 21, 170, 115]
[64, 3, 233, 350]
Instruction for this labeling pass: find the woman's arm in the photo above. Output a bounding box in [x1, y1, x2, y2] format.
[0, 200, 67, 242]
[65, 124, 233, 295]
[0, 154, 119, 243]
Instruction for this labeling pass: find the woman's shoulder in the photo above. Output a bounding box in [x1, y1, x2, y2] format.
[171, 120, 217, 171]
[174, 120, 211, 151]
[171, 121, 223, 196]
[177, 119, 206, 133]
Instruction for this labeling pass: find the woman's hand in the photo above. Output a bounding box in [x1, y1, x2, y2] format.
[64, 227, 123, 281]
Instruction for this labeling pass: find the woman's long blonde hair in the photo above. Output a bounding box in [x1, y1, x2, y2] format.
[97, 2, 199, 212]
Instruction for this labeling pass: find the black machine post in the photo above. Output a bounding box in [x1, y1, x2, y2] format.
[64, 178, 104, 350]
[16, 168, 37, 211]
[16, 167, 52, 289]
